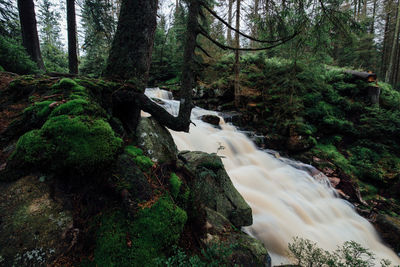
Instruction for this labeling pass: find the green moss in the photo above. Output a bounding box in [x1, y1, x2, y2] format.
[50, 99, 105, 118]
[125, 145, 144, 157]
[0, 65, 4, 71]
[312, 143, 355, 176]
[11, 115, 122, 175]
[94, 196, 187, 267]
[42, 115, 122, 173]
[125, 146, 153, 171]
[51, 78, 87, 97]
[10, 130, 52, 167]
[170, 173, 182, 199]
[23, 100, 53, 121]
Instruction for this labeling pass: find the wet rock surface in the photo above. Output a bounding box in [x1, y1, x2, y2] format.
[200, 114, 220, 126]
[0, 175, 73, 266]
[179, 151, 252, 228]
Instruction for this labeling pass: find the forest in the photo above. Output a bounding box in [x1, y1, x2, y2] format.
[1, 0, 400, 266]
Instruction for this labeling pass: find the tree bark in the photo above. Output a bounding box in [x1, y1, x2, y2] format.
[250, 0, 259, 48]
[362, 0, 368, 19]
[17, 0, 45, 71]
[370, 0, 377, 34]
[234, 0, 241, 107]
[67, 0, 78, 74]
[385, 0, 400, 83]
[227, 0, 233, 46]
[112, 0, 200, 133]
[381, 1, 391, 75]
[105, 0, 158, 84]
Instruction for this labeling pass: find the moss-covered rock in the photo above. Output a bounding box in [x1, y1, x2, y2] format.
[0, 176, 73, 266]
[93, 195, 187, 266]
[136, 117, 178, 165]
[111, 153, 153, 203]
[179, 151, 252, 227]
[9, 115, 122, 177]
[202, 207, 271, 267]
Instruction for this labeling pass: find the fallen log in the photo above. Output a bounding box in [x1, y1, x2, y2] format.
[344, 70, 377, 83]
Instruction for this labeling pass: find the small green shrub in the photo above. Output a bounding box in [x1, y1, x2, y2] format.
[155, 243, 236, 267]
[170, 173, 182, 199]
[288, 237, 392, 267]
[0, 35, 39, 74]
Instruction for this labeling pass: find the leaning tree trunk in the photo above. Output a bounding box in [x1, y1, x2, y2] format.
[17, 0, 45, 71]
[234, 0, 241, 107]
[67, 0, 78, 74]
[105, 0, 158, 85]
[111, 0, 200, 133]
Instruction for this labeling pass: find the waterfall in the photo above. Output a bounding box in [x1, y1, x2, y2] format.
[144, 88, 400, 266]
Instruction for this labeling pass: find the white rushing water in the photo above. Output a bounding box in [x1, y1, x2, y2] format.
[144, 88, 400, 266]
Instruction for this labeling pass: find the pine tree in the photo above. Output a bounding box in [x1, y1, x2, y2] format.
[37, 0, 68, 72]
[80, 0, 117, 76]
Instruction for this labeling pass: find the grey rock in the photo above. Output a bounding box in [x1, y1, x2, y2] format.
[136, 117, 178, 165]
[180, 151, 252, 227]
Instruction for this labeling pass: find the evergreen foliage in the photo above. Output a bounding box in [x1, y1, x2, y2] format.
[80, 0, 117, 77]
[37, 0, 68, 72]
[0, 35, 38, 74]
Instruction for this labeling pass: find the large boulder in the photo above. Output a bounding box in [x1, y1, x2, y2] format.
[374, 214, 400, 252]
[112, 153, 153, 203]
[136, 117, 178, 165]
[203, 207, 271, 267]
[0, 176, 73, 266]
[179, 151, 252, 227]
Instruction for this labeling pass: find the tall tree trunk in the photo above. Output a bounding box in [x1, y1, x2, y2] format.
[381, 2, 391, 75]
[111, 0, 200, 133]
[175, 0, 179, 15]
[362, 0, 368, 18]
[357, 0, 362, 20]
[227, 0, 233, 45]
[250, 0, 259, 48]
[385, 0, 400, 83]
[234, 0, 241, 107]
[354, 0, 358, 19]
[370, 0, 377, 34]
[67, 0, 78, 74]
[17, 0, 45, 71]
[105, 0, 158, 84]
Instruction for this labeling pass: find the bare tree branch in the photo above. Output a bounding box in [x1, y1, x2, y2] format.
[196, 44, 212, 57]
[201, 2, 300, 44]
[198, 25, 299, 51]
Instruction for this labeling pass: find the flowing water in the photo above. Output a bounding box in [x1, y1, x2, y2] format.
[144, 88, 400, 266]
